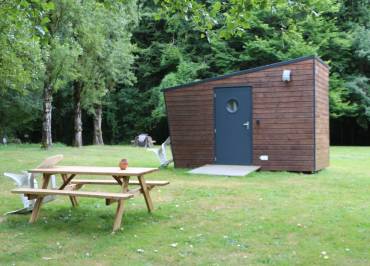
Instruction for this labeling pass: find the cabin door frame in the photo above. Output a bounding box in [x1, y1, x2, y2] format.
[214, 86, 253, 165]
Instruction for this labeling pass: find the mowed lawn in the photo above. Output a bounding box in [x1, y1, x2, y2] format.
[0, 145, 369, 266]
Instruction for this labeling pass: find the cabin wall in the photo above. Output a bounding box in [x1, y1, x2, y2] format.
[165, 84, 214, 167]
[165, 58, 328, 171]
[314, 59, 330, 170]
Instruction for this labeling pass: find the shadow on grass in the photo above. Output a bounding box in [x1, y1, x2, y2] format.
[1, 204, 172, 235]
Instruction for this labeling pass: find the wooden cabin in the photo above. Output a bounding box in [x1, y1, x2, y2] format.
[163, 56, 329, 172]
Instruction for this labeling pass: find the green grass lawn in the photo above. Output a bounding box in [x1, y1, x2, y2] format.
[0, 145, 369, 265]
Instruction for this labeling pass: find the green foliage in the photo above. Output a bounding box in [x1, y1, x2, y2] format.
[345, 75, 370, 128]
[73, 0, 138, 114]
[0, 90, 42, 137]
[156, 0, 269, 39]
[237, 0, 342, 64]
[151, 59, 207, 122]
[329, 74, 358, 118]
[0, 1, 44, 94]
[207, 38, 243, 73]
[104, 87, 151, 142]
[45, 36, 82, 91]
[160, 45, 182, 68]
[1, 0, 370, 143]
[353, 25, 370, 66]
[39, 0, 83, 91]
[0, 1, 46, 137]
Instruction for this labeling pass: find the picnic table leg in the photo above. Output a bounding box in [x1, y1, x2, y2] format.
[112, 177, 129, 232]
[29, 174, 51, 223]
[138, 175, 154, 212]
[61, 174, 78, 207]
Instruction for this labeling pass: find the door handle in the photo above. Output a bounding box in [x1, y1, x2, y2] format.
[243, 121, 250, 130]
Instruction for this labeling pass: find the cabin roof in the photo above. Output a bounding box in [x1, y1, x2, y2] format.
[162, 55, 328, 92]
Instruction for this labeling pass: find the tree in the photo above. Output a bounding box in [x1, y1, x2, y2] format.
[155, 0, 268, 39]
[328, 0, 370, 133]
[1, 0, 369, 145]
[0, 1, 44, 95]
[34, 1, 81, 149]
[0, 1, 45, 139]
[0, 90, 42, 140]
[71, 0, 137, 147]
[151, 47, 207, 123]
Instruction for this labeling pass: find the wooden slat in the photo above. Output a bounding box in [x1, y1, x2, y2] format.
[61, 174, 78, 207]
[253, 96, 313, 103]
[254, 106, 314, 114]
[254, 134, 313, 140]
[168, 120, 213, 125]
[168, 112, 213, 118]
[253, 154, 313, 161]
[71, 179, 169, 186]
[59, 174, 76, 190]
[256, 165, 314, 172]
[254, 139, 314, 145]
[254, 101, 313, 108]
[173, 154, 215, 160]
[255, 160, 314, 167]
[254, 149, 313, 156]
[231, 74, 314, 82]
[254, 90, 313, 98]
[253, 128, 314, 134]
[253, 112, 313, 119]
[12, 188, 133, 200]
[315, 61, 329, 171]
[166, 106, 213, 112]
[171, 135, 213, 143]
[254, 144, 314, 150]
[250, 118, 313, 124]
[112, 177, 130, 232]
[138, 175, 154, 212]
[30, 174, 50, 223]
[174, 159, 213, 168]
[213, 79, 313, 87]
[225, 69, 313, 78]
[28, 166, 158, 176]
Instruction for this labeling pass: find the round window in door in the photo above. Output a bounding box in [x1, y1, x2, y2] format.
[226, 99, 239, 113]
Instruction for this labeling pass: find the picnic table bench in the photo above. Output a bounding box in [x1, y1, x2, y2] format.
[11, 166, 169, 232]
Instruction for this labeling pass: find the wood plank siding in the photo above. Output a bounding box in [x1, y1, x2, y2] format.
[314, 59, 330, 170]
[164, 56, 329, 172]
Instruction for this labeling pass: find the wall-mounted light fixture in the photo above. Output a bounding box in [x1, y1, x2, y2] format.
[282, 69, 291, 82]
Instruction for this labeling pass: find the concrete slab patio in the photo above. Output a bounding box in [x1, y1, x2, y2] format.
[188, 164, 260, 177]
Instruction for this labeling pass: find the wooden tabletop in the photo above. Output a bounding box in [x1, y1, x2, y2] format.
[28, 166, 158, 176]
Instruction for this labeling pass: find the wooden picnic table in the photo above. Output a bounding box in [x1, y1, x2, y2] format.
[12, 166, 169, 232]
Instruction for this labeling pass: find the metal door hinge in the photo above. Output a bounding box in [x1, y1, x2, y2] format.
[214, 128, 216, 133]
[214, 93, 216, 98]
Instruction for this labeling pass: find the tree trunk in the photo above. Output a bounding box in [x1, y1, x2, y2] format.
[73, 82, 83, 147]
[93, 104, 104, 145]
[41, 83, 53, 149]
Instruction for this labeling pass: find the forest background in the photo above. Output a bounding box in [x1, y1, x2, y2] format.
[1, 0, 369, 147]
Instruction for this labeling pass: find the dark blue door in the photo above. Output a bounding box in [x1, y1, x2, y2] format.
[214, 86, 252, 165]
